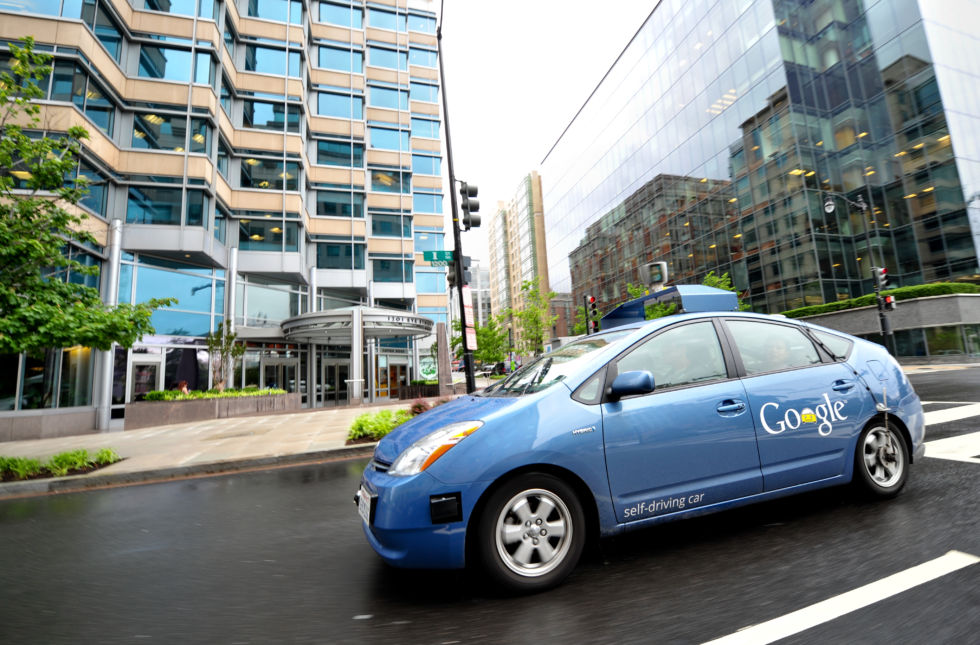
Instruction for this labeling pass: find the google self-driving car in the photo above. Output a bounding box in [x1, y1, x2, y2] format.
[356, 311, 924, 591]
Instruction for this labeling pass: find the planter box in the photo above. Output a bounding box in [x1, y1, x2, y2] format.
[125, 393, 302, 430]
[399, 384, 441, 400]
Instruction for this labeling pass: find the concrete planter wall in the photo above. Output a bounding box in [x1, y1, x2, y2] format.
[125, 393, 302, 430]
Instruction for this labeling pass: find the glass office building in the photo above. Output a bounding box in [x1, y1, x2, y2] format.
[543, 0, 980, 318]
[0, 0, 447, 437]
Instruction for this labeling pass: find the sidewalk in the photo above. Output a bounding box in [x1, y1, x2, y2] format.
[0, 399, 418, 499]
[0, 367, 973, 499]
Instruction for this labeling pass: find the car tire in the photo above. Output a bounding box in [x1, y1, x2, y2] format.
[476, 473, 585, 592]
[854, 420, 908, 498]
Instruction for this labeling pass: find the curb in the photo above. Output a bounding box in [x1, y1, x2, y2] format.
[0, 443, 376, 500]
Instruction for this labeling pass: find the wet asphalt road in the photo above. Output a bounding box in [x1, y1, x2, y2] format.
[0, 370, 977, 644]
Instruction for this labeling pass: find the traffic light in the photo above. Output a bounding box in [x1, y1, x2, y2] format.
[461, 255, 472, 286]
[459, 182, 480, 230]
[447, 266, 457, 289]
[585, 295, 599, 334]
[883, 294, 897, 311]
[873, 266, 890, 291]
[587, 295, 598, 319]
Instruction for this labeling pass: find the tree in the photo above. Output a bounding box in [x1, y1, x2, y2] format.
[509, 280, 557, 356]
[205, 321, 246, 390]
[474, 314, 509, 365]
[0, 38, 171, 355]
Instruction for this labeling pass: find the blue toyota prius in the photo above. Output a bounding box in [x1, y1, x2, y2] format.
[356, 311, 924, 591]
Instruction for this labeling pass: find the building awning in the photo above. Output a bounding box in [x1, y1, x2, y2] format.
[280, 306, 434, 344]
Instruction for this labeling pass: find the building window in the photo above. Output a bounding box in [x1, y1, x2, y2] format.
[245, 45, 302, 77]
[317, 140, 365, 167]
[367, 46, 407, 71]
[243, 100, 300, 132]
[407, 13, 436, 34]
[371, 213, 411, 238]
[318, 92, 364, 119]
[367, 7, 405, 31]
[239, 219, 299, 252]
[132, 113, 210, 153]
[319, 45, 363, 73]
[126, 187, 209, 227]
[316, 191, 364, 217]
[416, 271, 447, 294]
[316, 242, 365, 269]
[411, 117, 439, 139]
[139, 46, 193, 82]
[409, 48, 437, 68]
[240, 158, 300, 191]
[367, 85, 408, 110]
[247, 0, 303, 24]
[413, 192, 442, 213]
[372, 259, 413, 283]
[49, 61, 114, 135]
[320, 2, 362, 29]
[368, 125, 409, 151]
[370, 169, 410, 194]
[413, 231, 443, 252]
[410, 81, 438, 103]
[412, 154, 440, 176]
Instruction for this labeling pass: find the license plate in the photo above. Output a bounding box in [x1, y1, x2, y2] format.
[357, 487, 374, 525]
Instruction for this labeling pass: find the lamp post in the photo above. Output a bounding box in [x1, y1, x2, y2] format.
[823, 192, 895, 354]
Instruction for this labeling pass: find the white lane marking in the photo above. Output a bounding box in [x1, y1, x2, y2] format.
[702, 550, 979, 645]
[925, 431, 980, 465]
[923, 403, 980, 426]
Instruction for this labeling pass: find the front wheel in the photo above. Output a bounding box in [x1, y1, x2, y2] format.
[854, 421, 908, 498]
[476, 473, 585, 592]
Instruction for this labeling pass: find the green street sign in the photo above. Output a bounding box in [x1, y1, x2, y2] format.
[423, 250, 454, 266]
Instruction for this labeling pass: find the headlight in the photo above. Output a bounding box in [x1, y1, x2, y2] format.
[388, 421, 483, 476]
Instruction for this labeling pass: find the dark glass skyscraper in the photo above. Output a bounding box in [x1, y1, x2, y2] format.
[542, 0, 980, 315]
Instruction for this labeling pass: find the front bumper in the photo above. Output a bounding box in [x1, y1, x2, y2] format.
[357, 465, 489, 569]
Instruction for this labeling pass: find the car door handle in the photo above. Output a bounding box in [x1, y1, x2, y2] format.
[832, 381, 855, 392]
[717, 401, 746, 413]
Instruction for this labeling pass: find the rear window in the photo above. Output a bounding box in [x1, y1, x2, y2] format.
[727, 320, 821, 375]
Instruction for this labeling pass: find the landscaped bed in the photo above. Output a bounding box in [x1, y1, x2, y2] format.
[0, 448, 121, 482]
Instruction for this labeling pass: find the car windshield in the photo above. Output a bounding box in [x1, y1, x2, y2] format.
[482, 331, 631, 397]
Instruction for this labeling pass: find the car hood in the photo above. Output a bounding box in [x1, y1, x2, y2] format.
[373, 394, 529, 464]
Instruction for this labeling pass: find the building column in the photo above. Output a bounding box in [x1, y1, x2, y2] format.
[349, 307, 364, 404]
[96, 219, 123, 431]
[308, 265, 317, 408]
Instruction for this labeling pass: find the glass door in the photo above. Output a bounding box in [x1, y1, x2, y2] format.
[260, 358, 300, 392]
[130, 360, 162, 401]
[321, 362, 349, 405]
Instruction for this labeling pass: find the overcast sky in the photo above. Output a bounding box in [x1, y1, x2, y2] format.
[435, 1, 656, 262]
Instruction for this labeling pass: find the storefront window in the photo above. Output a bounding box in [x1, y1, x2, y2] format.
[59, 346, 92, 407]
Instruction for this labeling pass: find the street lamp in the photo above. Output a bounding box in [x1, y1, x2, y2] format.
[823, 192, 895, 354]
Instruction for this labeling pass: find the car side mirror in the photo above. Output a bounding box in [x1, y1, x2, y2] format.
[607, 370, 655, 402]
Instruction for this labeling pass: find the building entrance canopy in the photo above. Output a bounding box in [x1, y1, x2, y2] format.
[281, 306, 434, 343]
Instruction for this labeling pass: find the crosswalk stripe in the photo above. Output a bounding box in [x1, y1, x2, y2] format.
[923, 403, 980, 426]
[924, 431, 980, 464]
[701, 551, 979, 645]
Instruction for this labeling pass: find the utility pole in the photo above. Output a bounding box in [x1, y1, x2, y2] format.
[436, 4, 476, 393]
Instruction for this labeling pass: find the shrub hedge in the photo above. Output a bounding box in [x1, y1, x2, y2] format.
[781, 282, 980, 319]
[142, 387, 287, 401]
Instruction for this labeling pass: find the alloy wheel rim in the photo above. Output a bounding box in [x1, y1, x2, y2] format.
[863, 427, 904, 487]
[495, 488, 572, 577]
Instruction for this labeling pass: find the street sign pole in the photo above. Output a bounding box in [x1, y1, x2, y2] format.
[437, 7, 475, 393]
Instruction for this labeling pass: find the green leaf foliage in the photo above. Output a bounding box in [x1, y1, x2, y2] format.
[0, 447, 121, 480]
[347, 408, 413, 442]
[0, 38, 172, 355]
[781, 282, 980, 318]
[141, 388, 287, 401]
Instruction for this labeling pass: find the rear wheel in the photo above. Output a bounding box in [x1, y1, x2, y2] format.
[476, 473, 585, 592]
[854, 421, 908, 498]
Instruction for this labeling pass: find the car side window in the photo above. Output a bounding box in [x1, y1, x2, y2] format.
[616, 321, 727, 390]
[727, 320, 821, 375]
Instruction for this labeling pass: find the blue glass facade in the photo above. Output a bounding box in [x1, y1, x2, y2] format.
[542, 0, 980, 317]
